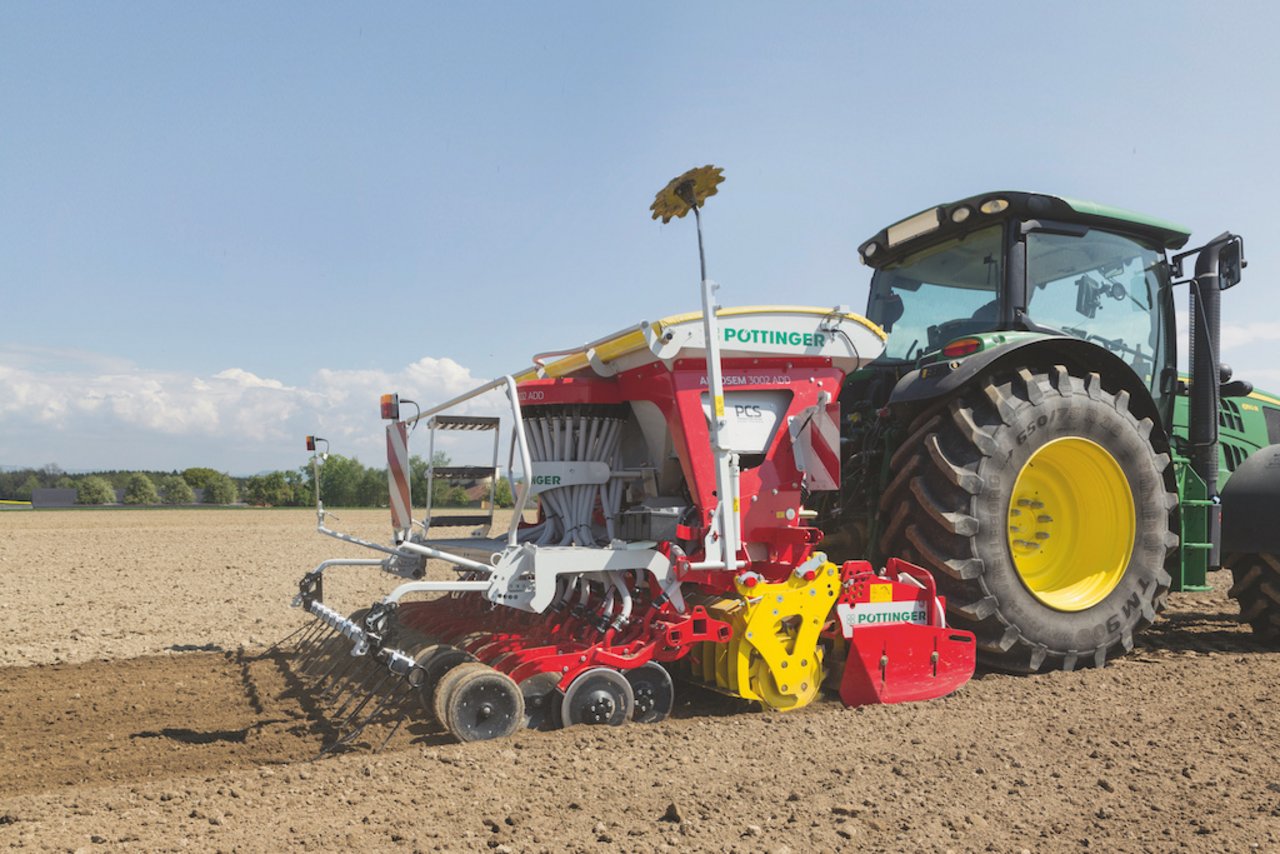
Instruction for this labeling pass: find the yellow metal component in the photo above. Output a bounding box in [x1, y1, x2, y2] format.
[650, 165, 725, 223]
[695, 558, 840, 711]
[513, 306, 888, 383]
[1008, 437, 1135, 612]
[514, 327, 652, 382]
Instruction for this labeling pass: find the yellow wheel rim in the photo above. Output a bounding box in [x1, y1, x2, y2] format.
[1008, 437, 1135, 612]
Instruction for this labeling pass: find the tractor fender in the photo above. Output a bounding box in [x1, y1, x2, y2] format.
[1221, 444, 1280, 553]
[888, 336, 1165, 444]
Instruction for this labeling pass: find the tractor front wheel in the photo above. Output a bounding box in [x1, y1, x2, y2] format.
[878, 365, 1176, 673]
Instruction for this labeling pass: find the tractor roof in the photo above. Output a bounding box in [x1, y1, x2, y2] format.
[859, 190, 1192, 268]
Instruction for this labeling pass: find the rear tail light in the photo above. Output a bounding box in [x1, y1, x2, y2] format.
[942, 337, 983, 358]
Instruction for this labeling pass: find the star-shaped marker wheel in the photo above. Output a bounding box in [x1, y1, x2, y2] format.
[650, 165, 725, 223]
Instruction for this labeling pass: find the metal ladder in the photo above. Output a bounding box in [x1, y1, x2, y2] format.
[424, 415, 501, 535]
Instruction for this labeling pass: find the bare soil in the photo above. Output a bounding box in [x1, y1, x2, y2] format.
[2, 509, 1279, 852]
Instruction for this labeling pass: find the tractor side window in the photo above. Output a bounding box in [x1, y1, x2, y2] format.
[1025, 230, 1166, 385]
[867, 225, 1003, 361]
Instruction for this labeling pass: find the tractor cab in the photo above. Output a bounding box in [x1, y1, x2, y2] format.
[858, 191, 1192, 407]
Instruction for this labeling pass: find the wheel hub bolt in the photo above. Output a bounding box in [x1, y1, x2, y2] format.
[635, 687, 653, 713]
[588, 696, 615, 722]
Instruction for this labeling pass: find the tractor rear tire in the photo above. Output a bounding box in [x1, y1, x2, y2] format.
[1226, 552, 1280, 643]
[878, 365, 1176, 673]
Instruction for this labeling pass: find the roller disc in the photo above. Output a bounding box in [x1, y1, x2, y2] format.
[443, 664, 525, 743]
[420, 645, 475, 724]
[624, 663, 675, 724]
[560, 668, 633, 727]
[432, 661, 485, 729]
[414, 643, 451, 676]
[518, 672, 564, 732]
[420, 645, 473, 694]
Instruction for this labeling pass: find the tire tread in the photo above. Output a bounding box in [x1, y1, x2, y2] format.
[1226, 552, 1280, 643]
[878, 366, 1176, 673]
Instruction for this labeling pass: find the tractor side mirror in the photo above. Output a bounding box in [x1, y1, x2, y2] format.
[1219, 239, 1244, 290]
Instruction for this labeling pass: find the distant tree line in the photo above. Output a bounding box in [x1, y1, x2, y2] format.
[241, 452, 514, 508]
[0, 464, 241, 506]
[0, 455, 515, 509]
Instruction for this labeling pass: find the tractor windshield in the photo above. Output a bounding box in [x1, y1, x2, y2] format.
[866, 225, 1004, 361]
[1025, 229, 1167, 385]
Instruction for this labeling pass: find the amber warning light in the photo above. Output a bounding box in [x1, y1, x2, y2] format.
[381, 393, 400, 420]
[305, 435, 316, 451]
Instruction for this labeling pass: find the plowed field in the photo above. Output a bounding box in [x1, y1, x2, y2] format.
[2, 509, 1278, 852]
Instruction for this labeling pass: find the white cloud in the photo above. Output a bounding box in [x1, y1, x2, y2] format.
[212, 368, 289, 390]
[1171, 309, 1277, 382]
[1175, 312, 1280, 351]
[1221, 321, 1280, 349]
[1239, 367, 1280, 388]
[0, 347, 500, 473]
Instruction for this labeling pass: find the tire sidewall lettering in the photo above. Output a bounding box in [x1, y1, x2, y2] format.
[1016, 414, 1049, 446]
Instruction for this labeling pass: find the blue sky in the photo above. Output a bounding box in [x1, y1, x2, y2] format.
[3, 2, 1279, 474]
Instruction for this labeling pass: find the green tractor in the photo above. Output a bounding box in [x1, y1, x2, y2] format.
[821, 191, 1280, 672]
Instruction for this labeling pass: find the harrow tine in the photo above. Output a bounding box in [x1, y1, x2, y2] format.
[317, 737, 349, 758]
[284, 622, 327, 663]
[372, 687, 419, 752]
[318, 655, 365, 703]
[328, 680, 408, 754]
[330, 665, 384, 720]
[309, 641, 362, 689]
[309, 632, 365, 680]
[295, 624, 342, 672]
[319, 699, 382, 756]
[311, 625, 344, 657]
[324, 656, 380, 709]
[299, 645, 343, 682]
[335, 661, 398, 721]
[296, 618, 329, 648]
[334, 670, 393, 731]
[255, 620, 316, 658]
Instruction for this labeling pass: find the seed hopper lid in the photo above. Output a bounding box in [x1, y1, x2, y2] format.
[516, 305, 887, 382]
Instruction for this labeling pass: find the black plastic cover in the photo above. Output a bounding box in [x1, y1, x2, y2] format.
[1221, 444, 1280, 553]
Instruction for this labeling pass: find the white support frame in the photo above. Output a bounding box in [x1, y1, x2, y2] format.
[406, 374, 533, 545]
[305, 374, 544, 601]
[691, 277, 744, 572]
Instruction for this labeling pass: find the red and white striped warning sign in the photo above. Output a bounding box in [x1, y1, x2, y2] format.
[386, 422, 412, 531]
[790, 400, 841, 491]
